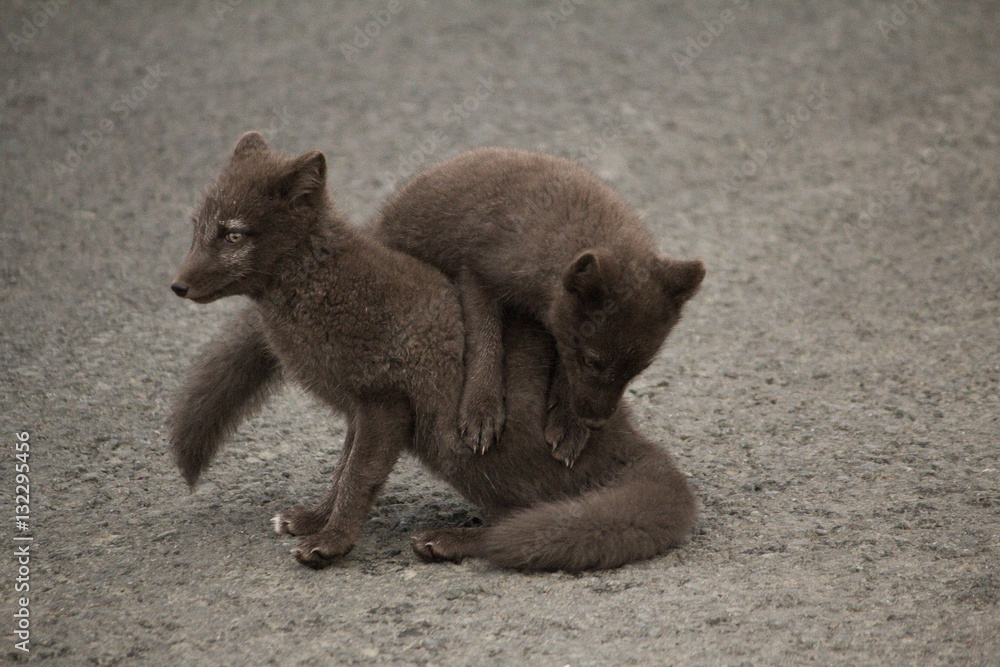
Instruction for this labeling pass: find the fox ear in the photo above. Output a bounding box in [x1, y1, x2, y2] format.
[656, 258, 706, 304]
[277, 151, 327, 202]
[563, 250, 606, 302]
[233, 131, 269, 157]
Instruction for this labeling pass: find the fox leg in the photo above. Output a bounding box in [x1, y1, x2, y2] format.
[292, 398, 411, 568]
[456, 267, 506, 454]
[170, 307, 281, 488]
[543, 361, 590, 467]
[272, 415, 357, 536]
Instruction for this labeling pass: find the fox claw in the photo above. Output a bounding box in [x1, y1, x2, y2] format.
[544, 401, 590, 468]
[459, 397, 506, 455]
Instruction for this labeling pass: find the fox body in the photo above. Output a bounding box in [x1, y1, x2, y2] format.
[171, 132, 467, 566]
[376, 148, 705, 465]
[169, 134, 696, 571]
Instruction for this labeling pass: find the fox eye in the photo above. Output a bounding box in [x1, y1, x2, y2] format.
[581, 351, 603, 371]
[224, 232, 243, 244]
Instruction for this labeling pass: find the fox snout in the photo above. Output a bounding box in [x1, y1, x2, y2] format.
[170, 246, 226, 302]
[573, 394, 619, 427]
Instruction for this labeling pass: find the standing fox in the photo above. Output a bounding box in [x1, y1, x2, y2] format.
[377, 148, 705, 465]
[169, 132, 696, 570]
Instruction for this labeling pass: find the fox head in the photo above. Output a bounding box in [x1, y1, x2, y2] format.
[171, 131, 328, 303]
[547, 248, 705, 426]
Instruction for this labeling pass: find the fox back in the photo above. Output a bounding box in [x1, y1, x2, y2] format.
[375, 147, 705, 423]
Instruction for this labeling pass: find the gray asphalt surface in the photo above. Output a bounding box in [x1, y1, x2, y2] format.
[1, 1, 998, 664]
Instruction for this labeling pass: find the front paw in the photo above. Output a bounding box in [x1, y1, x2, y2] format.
[272, 505, 330, 536]
[459, 392, 506, 455]
[291, 531, 355, 569]
[544, 405, 590, 467]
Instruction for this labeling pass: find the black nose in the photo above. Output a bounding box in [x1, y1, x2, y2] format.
[171, 281, 189, 297]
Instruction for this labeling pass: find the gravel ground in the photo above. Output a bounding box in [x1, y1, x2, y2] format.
[1, 1, 998, 664]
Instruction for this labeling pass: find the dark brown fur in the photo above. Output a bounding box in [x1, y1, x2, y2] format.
[169, 134, 696, 571]
[375, 148, 705, 465]
[410, 314, 697, 571]
[170, 132, 467, 567]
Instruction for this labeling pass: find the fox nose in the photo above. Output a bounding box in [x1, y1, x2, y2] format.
[171, 281, 189, 297]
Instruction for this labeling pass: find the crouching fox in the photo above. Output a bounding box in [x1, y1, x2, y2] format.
[377, 148, 705, 466]
[168, 132, 696, 571]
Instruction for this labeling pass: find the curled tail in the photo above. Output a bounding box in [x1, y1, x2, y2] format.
[169, 308, 281, 488]
[481, 454, 696, 571]
[414, 450, 697, 572]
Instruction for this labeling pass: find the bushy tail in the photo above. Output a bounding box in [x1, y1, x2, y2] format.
[480, 453, 696, 571]
[169, 308, 281, 488]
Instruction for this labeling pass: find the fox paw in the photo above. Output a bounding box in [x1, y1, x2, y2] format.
[544, 406, 590, 467]
[272, 506, 330, 536]
[412, 528, 477, 564]
[458, 393, 506, 455]
[291, 532, 354, 569]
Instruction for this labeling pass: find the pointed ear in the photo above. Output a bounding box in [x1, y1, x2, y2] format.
[233, 131, 269, 157]
[563, 250, 606, 302]
[276, 151, 327, 202]
[656, 258, 705, 304]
